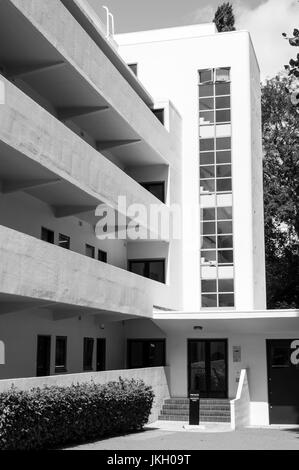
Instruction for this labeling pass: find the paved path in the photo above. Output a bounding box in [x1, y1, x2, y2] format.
[68, 424, 299, 450]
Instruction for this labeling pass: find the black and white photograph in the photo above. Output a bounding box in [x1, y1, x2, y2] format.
[0, 0, 298, 457]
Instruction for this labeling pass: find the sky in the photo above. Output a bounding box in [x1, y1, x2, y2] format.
[87, 0, 299, 81]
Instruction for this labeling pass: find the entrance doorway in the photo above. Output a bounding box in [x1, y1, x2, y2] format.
[188, 339, 228, 398]
[36, 335, 51, 377]
[267, 339, 299, 424]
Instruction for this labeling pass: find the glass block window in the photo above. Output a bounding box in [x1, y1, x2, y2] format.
[199, 67, 235, 308]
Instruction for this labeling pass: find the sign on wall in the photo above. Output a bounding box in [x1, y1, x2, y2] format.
[233, 345, 241, 363]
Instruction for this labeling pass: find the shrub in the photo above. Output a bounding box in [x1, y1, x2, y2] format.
[0, 378, 154, 450]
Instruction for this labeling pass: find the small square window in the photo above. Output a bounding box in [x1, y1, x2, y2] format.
[216, 68, 230, 82]
[217, 221, 233, 234]
[200, 138, 214, 152]
[200, 152, 215, 165]
[59, 234, 70, 250]
[216, 151, 231, 164]
[202, 208, 216, 221]
[216, 179, 232, 192]
[201, 236, 216, 249]
[218, 250, 234, 264]
[98, 249, 107, 263]
[219, 293, 234, 307]
[218, 235, 233, 249]
[216, 96, 230, 109]
[216, 109, 231, 123]
[202, 294, 217, 308]
[217, 207, 232, 220]
[199, 69, 213, 84]
[199, 111, 214, 125]
[199, 84, 214, 98]
[41, 227, 54, 244]
[216, 165, 231, 178]
[86, 244, 95, 258]
[216, 137, 231, 150]
[200, 166, 215, 178]
[201, 251, 217, 264]
[200, 179, 215, 193]
[215, 83, 230, 96]
[201, 279, 217, 293]
[218, 279, 234, 292]
[202, 222, 216, 235]
[199, 97, 214, 111]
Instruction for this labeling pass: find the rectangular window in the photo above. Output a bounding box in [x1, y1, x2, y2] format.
[216, 109, 231, 123]
[203, 222, 216, 235]
[201, 250, 217, 263]
[128, 259, 165, 284]
[216, 137, 231, 150]
[199, 97, 214, 111]
[141, 181, 165, 203]
[83, 338, 94, 371]
[217, 207, 232, 220]
[216, 151, 231, 164]
[198, 69, 213, 84]
[199, 111, 214, 124]
[200, 152, 215, 165]
[218, 250, 234, 265]
[215, 83, 230, 96]
[128, 63, 138, 76]
[201, 279, 217, 292]
[200, 138, 214, 151]
[218, 235, 233, 249]
[200, 166, 215, 178]
[199, 84, 214, 97]
[216, 179, 232, 192]
[202, 208, 216, 221]
[218, 279, 234, 292]
[41, 227, 54, 244]
[127, 339, 166, 369]
[58, 234, 70, 250]
[217, 221, 233, 234]
[201, 236, 216, 249]
[219, 293, 234, 307]
[202, 294, 217, 308]
[216, 96, 230, 109]
[216, 165, 231, 178]
[200, 179, 215, 193]
[55, 337, 67, 373]
[85, 244, 95, 259]
[215, 68, 230, 82]
[98, 249, 107, 263]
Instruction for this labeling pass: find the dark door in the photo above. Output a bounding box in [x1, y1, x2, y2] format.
[36, 335, 51, 377]
[188, 339, 228, 398]
[267, 339, 299, 424]
[96, 338, 106, 371]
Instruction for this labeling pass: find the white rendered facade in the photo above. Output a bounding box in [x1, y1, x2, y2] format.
[0, 0, 298, 428]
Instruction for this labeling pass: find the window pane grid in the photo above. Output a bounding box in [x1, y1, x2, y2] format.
[199, 67, 234, 308]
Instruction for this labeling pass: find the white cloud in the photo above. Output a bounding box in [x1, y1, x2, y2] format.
[236, 0, 299, 80]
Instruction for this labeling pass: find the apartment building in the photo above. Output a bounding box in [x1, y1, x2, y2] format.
[0, 0, 298, 427]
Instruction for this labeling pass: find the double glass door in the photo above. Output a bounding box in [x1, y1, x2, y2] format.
[188, 339, 228, 398]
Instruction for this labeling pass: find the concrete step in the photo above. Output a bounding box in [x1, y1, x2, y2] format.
[164, 398, 229, 405]
[162, 403, 230, 411]
[160, 409, 231, 416]
[158, 415, 231, 423]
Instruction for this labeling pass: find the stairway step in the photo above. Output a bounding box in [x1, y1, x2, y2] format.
[158, 415, 231, 423]
[162, 404, 230, 411]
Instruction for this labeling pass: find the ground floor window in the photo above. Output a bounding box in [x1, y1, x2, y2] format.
[83, 338, 94, 371]
[55, 336, 67, 373]
[127, 339, 166, 369]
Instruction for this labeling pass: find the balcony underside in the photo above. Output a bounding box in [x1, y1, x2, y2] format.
[0, 225, 155, 319]
[0, 0, 177, 168]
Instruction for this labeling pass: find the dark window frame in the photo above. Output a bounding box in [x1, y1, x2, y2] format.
[83, 337, 94, 372]
[41, 227, 54, 244]
[55, 336, 67, 373]
[85, 244, 95, 259]
[127, 339, 166, 369]
[152, 108, 165, 125]
[58, 233, 70, 250]
[128, 258, 166, 284]
[98, 249, 108, 263]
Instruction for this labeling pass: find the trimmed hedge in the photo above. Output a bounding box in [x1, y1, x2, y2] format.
[0, 378, 154, 450]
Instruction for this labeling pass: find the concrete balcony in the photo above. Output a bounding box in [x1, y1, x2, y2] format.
[0, 76, 169, 236]
[0, 225, 173, 318]
[0, 0, 180, 171]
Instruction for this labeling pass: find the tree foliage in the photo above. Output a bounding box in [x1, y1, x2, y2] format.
[262, 74, 299, 308]
[282, 28, 299, 108]
[213, 2, 236, 32]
